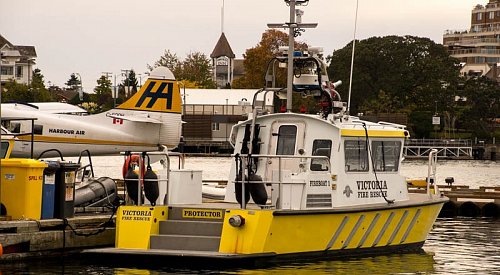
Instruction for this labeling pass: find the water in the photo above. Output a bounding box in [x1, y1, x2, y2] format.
[1, 158, 498, 274]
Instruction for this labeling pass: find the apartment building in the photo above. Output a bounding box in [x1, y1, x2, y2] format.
[443, 0, 500, 80]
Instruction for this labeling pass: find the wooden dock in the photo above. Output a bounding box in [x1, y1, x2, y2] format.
[0, 214, 115, 261]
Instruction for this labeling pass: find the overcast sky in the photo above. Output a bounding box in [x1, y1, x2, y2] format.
[1, 0, 479, 91]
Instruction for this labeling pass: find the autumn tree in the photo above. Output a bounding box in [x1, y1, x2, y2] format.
[233, 29, 303, 89]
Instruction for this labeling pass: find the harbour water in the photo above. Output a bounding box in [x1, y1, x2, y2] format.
[1, 158, 498, 274]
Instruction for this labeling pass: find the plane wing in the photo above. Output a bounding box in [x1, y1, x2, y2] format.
[106, 113, 162, 123]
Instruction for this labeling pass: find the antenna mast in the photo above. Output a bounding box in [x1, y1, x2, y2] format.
[347, 0, 359, 115]
[221, 0, 225, 33]
[268, 0, 317, 112]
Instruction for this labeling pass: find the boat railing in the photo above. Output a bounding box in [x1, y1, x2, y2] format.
[427, 149, 440, 198]
[121, 150, 185, 206]
[234, 153, 330, 209]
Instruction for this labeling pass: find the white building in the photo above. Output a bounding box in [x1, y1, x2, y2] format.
[0, 34, 37, 85]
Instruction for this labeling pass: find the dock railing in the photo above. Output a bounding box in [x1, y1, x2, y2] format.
[404, 139, 473, 159]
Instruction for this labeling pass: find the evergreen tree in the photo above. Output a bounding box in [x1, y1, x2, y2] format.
[66, 73, 81, 90]
[93, 75, 113, 111]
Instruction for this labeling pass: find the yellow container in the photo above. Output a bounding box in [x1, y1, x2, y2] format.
[1, 158, 48, 220]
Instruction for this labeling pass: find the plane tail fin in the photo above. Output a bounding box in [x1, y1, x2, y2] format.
[116, 67, 182, 113]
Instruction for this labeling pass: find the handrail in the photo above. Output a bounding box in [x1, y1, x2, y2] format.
[235, 153, 331, 209]
[121, 150, 185, 206]
[427, 149, 440, 198]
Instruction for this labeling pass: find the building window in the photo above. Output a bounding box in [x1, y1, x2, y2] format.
[212, 122, 220, 131]
[0, 66, 14, 76]
[276, 125, 297, 155]
[490, 11, 495, 19]
[477, 12, 483, 21]
[16, 66, 23, 78]
[344, 139, 369, 172]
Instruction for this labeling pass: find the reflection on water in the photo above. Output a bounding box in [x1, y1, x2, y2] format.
[1, 219, 498, 274]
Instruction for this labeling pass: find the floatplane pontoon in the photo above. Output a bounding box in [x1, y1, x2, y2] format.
[84, 0, 447, 267]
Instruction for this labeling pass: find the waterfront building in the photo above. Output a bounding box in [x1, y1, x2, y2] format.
[181, 88, 274, 153]
[0, 34, 37, 85]
[443, 0, 500, 81]
[210, 33, 245, 88]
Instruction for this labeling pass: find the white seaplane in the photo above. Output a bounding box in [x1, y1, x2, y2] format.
[1, 67, 182, 158]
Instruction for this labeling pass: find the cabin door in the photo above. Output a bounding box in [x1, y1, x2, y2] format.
[265, 121, 305, 183]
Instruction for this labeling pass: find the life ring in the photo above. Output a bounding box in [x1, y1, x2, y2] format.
[122, 154, 144, 180]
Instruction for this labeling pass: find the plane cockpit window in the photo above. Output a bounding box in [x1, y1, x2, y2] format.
[2, 121, 21, 133]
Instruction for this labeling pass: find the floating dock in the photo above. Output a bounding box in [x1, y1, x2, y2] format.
[407, 185, 500, 217]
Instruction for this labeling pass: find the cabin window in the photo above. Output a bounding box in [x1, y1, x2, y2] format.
[1, 141, 10, 158]
[372, 141, 401, 172]
[310, 140, 332, 171]
[276, 125, 297, 155]
[344, 139, 369, 172]
[33, 124, 43, 135]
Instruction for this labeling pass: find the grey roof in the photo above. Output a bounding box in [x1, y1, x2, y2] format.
[0, 34, 37, 58]
[16, 45, 36, 57]
[0, 34, 13, 48]
[210, 32, 235, 59]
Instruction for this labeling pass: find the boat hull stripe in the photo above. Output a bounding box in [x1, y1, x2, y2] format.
[357, 213, 380, 248]
[400, 208, 422, 244]
[342, 214, 365, 249]
[373, 212, 395, 247]
[325, 216, 349, 250]
[387, 210, 409, 246]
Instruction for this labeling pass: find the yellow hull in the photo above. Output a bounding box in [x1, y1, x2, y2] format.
[106, 196, 446, 262]
[219, 201, 444, 255]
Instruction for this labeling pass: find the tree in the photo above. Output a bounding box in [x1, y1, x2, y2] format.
[66, 73, 81, 90]
[93, 75, 113, 112]
[327, 35, 461, 137]
[232, 29, 307, 89]
[459, 76, 500, 139]
[2, 68, 53, 102]
[147, 49, 181, 76]
[179, 52, 216, 88]
[328, 36, 460, 113]
[149, 51, 215, 88]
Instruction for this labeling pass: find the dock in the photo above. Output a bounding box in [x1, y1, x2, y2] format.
[0, 213, 115, 261]
[408, 185, 500, 217]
